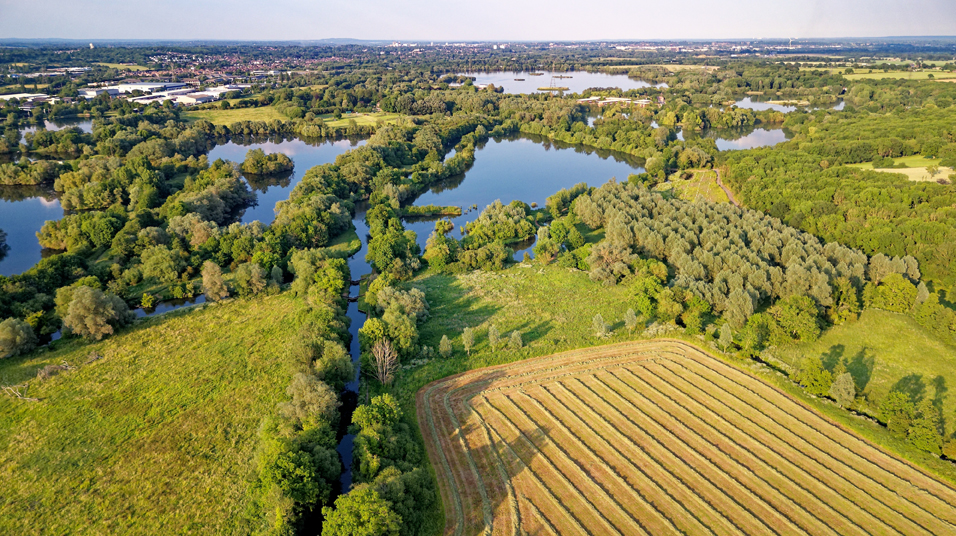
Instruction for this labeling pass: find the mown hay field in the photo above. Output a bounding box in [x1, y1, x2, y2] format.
[418, 340, 956, 535]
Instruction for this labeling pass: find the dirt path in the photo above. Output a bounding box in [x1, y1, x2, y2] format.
[715, 169, 740, 207]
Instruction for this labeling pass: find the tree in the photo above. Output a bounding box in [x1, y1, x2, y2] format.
[279, 373, 340, 429]
[829, 372, 856, 407]
[509, 330, 523, 350]
[724, 289, 754, 329]
[488, 325, 501, 351]
[462, 327, 474, 356]
[0, 318, 36, 359]
[908, 399, 943, 454]
[624, 308, 638, 333]
[372, 339, 399, 387]
[797, 355, 832, 397]
[63, 286, 133, 340]
[880, 391, 915, 437]
[592, 313, 609, 338]
[718, 323, 734, 351]
[271, 265, 284, 285]
[439, 335, 453, 358]
[235, 262, 267, 297]
[201, 261, 229, 302]
[140, 245, 183, 283]
[321, 485, 401, 536]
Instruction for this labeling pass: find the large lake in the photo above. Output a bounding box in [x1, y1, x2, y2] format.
[206, 138, 366, 224]
[460, 71, 667, 94]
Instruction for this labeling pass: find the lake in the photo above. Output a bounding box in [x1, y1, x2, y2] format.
[206, 138, 366, 224]
[21, 119, 94, 134]
[460, 71, 667, 94]
[403, 135, 645, 257]
[732, 97, 845, 113]
[0, 186, 63, 277]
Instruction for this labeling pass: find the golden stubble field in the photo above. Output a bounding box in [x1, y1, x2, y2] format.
[418, 340, 956, 535]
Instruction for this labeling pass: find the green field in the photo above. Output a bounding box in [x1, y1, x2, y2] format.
[183, 107, 402, 128]
[320, 112, 403, 128]
[182, 105, 286, 125]
[94, 62, 151, 71]
[777, 309, 956, 437]
[0, 293, 307, 535]
[847, 156, 954, 182]
[656, 169, 731, 204]
[843, 71, 956, 81]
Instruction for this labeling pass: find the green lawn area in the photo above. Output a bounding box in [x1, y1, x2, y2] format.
[0, 293, 307, 535]
[777, 309, 956, 438]
[182, 105, 285, 125]
[320, 112, 403, 128]
[94, 63, 151, 71]
[656, 169, 730, 204]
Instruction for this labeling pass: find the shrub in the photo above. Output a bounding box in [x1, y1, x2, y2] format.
[488, 325, 500, 351]
[592, 313, 609, 338]
[0, 318, 37, 358]
[439, 335, 452, 358]
[509, 330, 522, 350]
[829, 372, 856, 407]
[63, 286, 133, 340]
[235, 262, 267, 297]
[201, 261, 229, 302]
[462, 327, 474, 356]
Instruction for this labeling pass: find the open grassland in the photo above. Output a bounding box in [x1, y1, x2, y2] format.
[843, 71, 956, 81]
[182, 105, 286, 124]
[0, 293, 306, 535]
[320, 112, 403, 127]
[656, 170, 730, 204]
[847, 156, 954, 182]
[419, 340, 956, 536]
[778, 309, 956, 437]
[94, 62, 151, 71]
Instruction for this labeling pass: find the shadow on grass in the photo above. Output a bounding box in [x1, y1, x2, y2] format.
[820, 344, 874, 393]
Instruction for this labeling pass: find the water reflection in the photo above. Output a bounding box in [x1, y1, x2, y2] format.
[402, 135, 645, 258]
[0, 185, 63, 276]
[206, 138, 366, 224]
[20, 119, 94, 134]
[460, 71, 667, 94]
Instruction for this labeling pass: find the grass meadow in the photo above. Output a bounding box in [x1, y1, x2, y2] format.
[0, 293, 308, 535]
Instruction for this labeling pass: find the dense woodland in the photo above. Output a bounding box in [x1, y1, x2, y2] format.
[2, 47, 956, 534]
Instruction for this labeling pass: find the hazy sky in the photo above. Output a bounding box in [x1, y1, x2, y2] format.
[2, 0, 955, 41]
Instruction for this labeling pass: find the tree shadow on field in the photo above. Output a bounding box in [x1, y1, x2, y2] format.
[889, 373, 926, 404]
[416, 273, 500, 341]
[846, 347, 875, 392]
[821, 344, 845, 372]
[508, 320, 553, 346]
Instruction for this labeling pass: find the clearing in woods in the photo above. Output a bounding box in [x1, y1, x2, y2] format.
[418, 340, 956, 535]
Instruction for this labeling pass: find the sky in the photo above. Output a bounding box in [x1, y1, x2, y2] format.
[1, 0, 955, 41]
